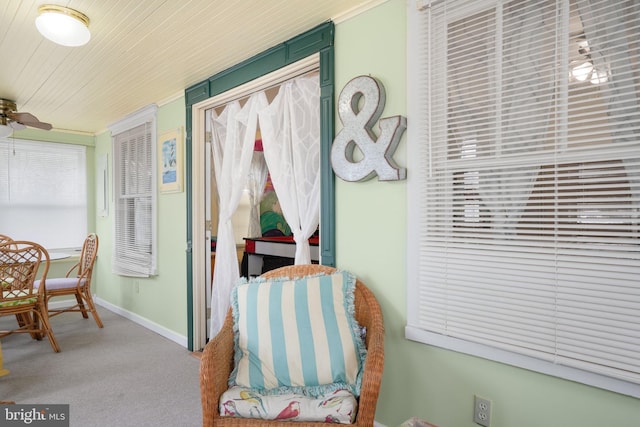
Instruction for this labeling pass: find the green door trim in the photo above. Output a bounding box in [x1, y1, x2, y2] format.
[184, 21, 336, 350]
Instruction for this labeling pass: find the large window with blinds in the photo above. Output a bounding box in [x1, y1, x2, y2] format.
[0, 138, 87, 249]
[406, 0, 640, 397]
[109, 105, 157, 277]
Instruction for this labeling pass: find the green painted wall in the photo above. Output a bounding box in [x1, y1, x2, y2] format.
[334, 1, 640, 427]
[13, 127, 94, 146]
[84, 1, 639, 425]
[93, 97, 187, 336]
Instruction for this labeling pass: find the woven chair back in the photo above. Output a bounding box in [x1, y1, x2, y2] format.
[0, 240, 49, 301]
[78, 233, 98, 278]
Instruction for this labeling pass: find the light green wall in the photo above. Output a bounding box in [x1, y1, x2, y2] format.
[334, 1, 640, 427]
[13, 128, 94, 146]
[93, 97, 188, 336]
[83, 1, 638, 425]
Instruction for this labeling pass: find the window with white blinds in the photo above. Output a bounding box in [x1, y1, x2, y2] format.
[109, 105, 157, 277]
[406, 0, 640, 397]
[0, 138, 87, 249]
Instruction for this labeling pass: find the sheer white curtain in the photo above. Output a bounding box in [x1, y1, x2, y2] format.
[236, 95, 270, 239]
[259, 75, 320, 264]
[245, 151, 269, 237]
[209, 93, 263, 337]
[577, 0, 640, 199]
[447, 2, 557, 234]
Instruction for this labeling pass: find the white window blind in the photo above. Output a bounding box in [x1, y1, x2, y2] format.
[0, 138, 87, 249]
[407, 0, 640, 397]
[110, 105, 157, 277]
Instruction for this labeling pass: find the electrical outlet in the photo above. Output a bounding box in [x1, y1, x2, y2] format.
[473, 395, 491, 427]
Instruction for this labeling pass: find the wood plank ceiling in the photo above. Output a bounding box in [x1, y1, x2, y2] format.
[0, 0, 383, 135]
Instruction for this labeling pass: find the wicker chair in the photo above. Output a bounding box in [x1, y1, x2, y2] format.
[0, 235, 13, 245]
[0, 240, 60, 352]
[34, 233, 103, 328]
[200, 264, 385, 427]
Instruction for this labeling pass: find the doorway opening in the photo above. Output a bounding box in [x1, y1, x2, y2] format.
[204, 62, 321, 340]
[189, 50, 336, 349]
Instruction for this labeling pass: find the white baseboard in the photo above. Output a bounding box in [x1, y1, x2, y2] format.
[374, 422, 388, 427]
[92, 297, 188, 348]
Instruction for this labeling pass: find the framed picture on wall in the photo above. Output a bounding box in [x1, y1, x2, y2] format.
[158, 127, 183, 193]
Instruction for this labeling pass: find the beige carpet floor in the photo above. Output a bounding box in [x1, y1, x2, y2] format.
[0, 306, 202, 426]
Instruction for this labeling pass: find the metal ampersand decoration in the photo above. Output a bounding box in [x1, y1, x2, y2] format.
[331, 75, 407, 182]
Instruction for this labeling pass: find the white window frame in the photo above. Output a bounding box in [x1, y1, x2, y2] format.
[406, 0, 640, 398]
[109, 105, 158, 277]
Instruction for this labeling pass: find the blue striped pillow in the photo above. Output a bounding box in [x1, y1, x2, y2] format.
[229, 271, 367, 397]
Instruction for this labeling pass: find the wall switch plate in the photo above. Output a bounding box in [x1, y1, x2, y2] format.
[474, 395, 491, 427]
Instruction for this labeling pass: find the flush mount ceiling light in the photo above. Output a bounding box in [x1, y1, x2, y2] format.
[35, 5, 91, 47]
[569, 37, 609, 85]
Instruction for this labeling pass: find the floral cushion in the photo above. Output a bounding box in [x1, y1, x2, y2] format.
[0, 290, 37, 307]
[220, 385, 357, 424]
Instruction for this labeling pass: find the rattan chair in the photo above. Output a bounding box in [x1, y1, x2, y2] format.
[35, 233, 103, 328]
[200, 264, 385, 427]
[0, 240, 60, 352]
[0, 235, 13, 245]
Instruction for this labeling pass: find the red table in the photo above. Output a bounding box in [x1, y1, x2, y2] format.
[243, 236, 319, 276]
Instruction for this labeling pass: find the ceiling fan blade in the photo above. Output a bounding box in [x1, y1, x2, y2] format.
[24, 120, 53, 131]
[8, 112, 53, 131]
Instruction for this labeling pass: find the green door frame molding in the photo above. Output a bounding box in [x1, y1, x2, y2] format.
[184, 21, 336, 350]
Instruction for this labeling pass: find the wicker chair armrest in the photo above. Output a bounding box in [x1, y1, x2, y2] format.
[353, 283, 385, 427]
[201, 310, 235, 427]
[65, 262, 80, 278]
